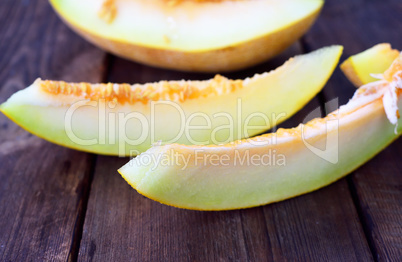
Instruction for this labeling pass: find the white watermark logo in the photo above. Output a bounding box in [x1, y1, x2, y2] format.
[63, 97, 340, 165]
[129, 148, 286, 171]
[301, 98, 339, 164]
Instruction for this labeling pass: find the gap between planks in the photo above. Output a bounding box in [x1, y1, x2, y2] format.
[300, 36, 379, 261]
[67, 53, 115, 262]
[67, 154, 97, 262]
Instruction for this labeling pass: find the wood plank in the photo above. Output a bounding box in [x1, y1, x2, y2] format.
[260, 180, 371, 261]
[302, 0, 402, 260]
[0, 0, 105, 260]
[79, 44, 372, 261]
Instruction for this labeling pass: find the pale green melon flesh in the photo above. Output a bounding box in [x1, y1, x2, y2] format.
[0, 46, 342, 156]
[119, 84, 402, 210]
[50, 0, 323, 52]
[341, 43, 399, 86]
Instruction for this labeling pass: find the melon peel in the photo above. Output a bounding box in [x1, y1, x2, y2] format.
[49, 0, 323, 72]
[118, 52, 402, 211]
[0, 46, 342, 156]
[341, 43, 399, 87]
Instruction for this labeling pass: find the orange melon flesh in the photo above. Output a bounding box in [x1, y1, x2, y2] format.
[0, 46, 341, 156]
[49, 0, 323, 72]
[118, 54, 402, 210]
[341, 43, 399, 87]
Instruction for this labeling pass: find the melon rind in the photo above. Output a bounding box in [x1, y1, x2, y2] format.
[119, 91, 402, 210]
[119, 62, 402, 210]
[49, 0, 323, 72]
[341, 43, 399, 87]
[0, 46, 342, 156]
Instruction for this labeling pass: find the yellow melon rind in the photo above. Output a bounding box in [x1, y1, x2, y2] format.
[119, 54, 402, 210]
[49, 0, 323, 72]
[341, 43, 400, 87]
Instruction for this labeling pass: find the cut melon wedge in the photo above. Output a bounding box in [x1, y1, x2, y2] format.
[118, 53, 402, 210]
[49, 0, 323, 72]
[0, 46, 341, 156]
[341, 43, 399, 87]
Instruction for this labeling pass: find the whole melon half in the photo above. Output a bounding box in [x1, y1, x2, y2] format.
[49, 0, 323, 72]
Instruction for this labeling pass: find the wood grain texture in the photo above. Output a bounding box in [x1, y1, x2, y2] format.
[1, 0, 400, 261]
[79, 158, 373, 261]
[0, 0, 104, 261]
[302, 0, 402, 260]
[78, 44, 372, 261]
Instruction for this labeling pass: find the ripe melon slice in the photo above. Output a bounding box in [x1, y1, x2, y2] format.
[0, 46, 342, 156]
[49, 0, 323, 72]
[341, 43, 399, 87]
[118, 53, 402, 210]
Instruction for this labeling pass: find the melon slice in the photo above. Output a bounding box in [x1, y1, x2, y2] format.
[118, 53, 402, 210]
[0, 46, 342, 156]
[341, 43, 399, 87]
[49, 0, 323, 72]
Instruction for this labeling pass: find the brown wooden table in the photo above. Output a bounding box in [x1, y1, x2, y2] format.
[0, 1, 401, 261]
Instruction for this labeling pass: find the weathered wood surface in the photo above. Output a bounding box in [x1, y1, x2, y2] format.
[77, 44, 372, 261]
[0, 0, 104, 261]
[302, 0, 402, 260]
[0, 0, 400, 261]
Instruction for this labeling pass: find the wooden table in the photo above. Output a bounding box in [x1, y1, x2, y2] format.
[0, 1, 401, 261]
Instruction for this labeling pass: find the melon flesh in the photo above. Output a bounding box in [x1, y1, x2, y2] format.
[49, 0, 323, 72]
[341, 43, 399, 87]
[0, 46, 342, 156]
[118, 53, 402, 210]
